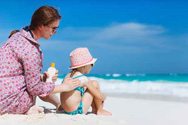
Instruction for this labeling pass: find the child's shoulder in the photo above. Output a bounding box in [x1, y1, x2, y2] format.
[73, 72, 87, 78]
[73, 72, 90, 82]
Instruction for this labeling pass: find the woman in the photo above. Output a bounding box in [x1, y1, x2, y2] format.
[0, 6, 80, 115]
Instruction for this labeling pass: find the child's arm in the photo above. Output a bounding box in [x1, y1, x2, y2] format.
[84, 81, 106, 101]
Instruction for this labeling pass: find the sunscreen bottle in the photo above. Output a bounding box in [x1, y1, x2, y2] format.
[46, 63, 56, 82]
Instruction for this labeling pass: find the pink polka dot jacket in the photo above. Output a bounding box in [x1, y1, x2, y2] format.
[0, 28, 55, 114]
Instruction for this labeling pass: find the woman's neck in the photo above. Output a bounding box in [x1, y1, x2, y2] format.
[31, 29, 41, 41]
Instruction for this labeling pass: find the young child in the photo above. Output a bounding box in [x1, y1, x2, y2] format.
[60, 47, 112, 115]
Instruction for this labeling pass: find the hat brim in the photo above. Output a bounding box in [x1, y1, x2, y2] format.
[69, 58, 97, 69]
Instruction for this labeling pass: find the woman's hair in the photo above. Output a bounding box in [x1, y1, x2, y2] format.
[30, 6, 61, 30]
[8, 30, 19, 38]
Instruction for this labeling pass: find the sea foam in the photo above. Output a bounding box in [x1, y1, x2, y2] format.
[56, 76, 188, 98]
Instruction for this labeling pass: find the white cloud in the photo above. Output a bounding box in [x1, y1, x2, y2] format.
[58, 22, 166, 43]
[47, 22, 172, 52]
[5, 22, 185, 53]
[92, 22, 166, 42]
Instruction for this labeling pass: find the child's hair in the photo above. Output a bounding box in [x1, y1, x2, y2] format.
[70, 64, 93, 78]
[70, 69, 77, 78]
[8, 30, 19, 38]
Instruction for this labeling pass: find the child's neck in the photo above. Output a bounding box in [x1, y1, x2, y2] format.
[76, 70, 85, 75]
[76, 68, 86, 74]
[70, 70, 84, 78]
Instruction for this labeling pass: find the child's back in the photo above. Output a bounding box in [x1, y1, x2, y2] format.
[60, 72, 88, 113]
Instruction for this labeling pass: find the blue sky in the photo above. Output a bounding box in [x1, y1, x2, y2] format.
[0, 0, 188, 74]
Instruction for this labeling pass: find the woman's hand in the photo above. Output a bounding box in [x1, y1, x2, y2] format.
[47, 74, 81, 95]
[42, 70, 58, 82]
[52, 70, 58, 82]
[61, 77, 81, 92]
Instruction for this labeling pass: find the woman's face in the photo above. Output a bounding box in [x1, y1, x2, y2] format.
[41, 19, 60, 40]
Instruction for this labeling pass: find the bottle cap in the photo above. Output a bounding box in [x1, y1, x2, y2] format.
[51, 63, 55, 67]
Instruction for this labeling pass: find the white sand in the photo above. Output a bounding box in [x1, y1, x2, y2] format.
[0, 95, 188, 125]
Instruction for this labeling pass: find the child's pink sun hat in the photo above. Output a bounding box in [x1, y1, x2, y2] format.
[69, 47, 97, 69]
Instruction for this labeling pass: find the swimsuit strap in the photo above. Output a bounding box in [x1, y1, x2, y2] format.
[64, 101, 83, 115]
[74, 87, 84, 97]
[72, 74, 85, 79]
[72, 74, 86, 97]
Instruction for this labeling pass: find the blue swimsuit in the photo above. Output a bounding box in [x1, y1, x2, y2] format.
[64, 75, 85, 115]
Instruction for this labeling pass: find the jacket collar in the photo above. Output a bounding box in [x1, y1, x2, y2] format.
[20, 28, 40, 47]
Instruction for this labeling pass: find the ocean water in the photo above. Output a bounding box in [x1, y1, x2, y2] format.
[57, 74, 188, 98]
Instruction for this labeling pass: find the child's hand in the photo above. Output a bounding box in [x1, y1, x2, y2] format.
[61, 77, 81, 92]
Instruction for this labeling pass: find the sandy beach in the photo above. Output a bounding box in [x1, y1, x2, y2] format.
[0, 93, 188, 125]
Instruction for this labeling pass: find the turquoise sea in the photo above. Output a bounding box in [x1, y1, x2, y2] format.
[57, 74, 188, 98]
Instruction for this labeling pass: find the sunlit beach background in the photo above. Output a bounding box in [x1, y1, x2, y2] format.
[57, 74, 188, 101]
[0, 0, 188, 125]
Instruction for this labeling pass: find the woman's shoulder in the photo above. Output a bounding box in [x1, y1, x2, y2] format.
[9, 32, 28, 45]
[11, 28, 39, 47]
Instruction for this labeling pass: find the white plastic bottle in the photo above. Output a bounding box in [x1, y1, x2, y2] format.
[46, 63, 56, 82]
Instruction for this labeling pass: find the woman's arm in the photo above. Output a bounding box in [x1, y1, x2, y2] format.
[49, 77, 80, 95]
[12, 39, 55, 97]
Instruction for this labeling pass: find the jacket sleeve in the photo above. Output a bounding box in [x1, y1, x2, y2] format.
[12, 39, 55, 97]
